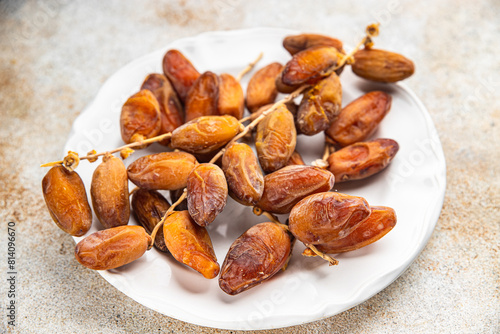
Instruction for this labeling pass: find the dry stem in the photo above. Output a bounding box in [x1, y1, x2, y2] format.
[148, 188, 187, 250]
[236, 52, 263, 82]
[304, 244, 339, 266]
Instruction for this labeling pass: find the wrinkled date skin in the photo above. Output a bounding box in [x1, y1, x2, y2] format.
[255, 105, 297, 173]
[306, 206, 397, 254]
[352, 49, 415, 83]
[91, 155, 130, 229]
[327, 138, 399, 182]
[246, 62, 283, 113]
[141, 73, 184, 145]
[75, 225, 151, 270]
[289, 192, 371, 245]
[222, 142, 264, 206]
[283, 33, 344, 55]
[127, 151, 197, 190]
[281, 46, 339, 86]
[131, 188, 171, 253]
[162, 49, 200, 103]
[163, 211, 220, 279]
[326, 91, 392, 147]
[120, 89, 161, 146]
[185, 71, 219, 122]
[296, 72, 342, 135]
[256, 165, 335, 214]
[42, 166, 92, 236]
[171, 115, 241, 154]
[218, 73, 244, 119]
[219, 222, 293, 295]
[187, 163, 228, 227]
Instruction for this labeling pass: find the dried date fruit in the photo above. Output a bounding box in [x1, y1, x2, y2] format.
[325, 91, 392, 147]
[141, 73, 184, 145]
[283, 33, 344, 55]
[256, 165, 335, 214]
[246, 62, 283, 113]
[91, 155, 130, 229]
[305, 206, 397, 254]
[185, 71, 219, 122]
[131, 188, 170, 252]
[222, 142, 264, 206]
[75, 225, 151, 270]
[296, 72, 342, 135]
[352, 49, 415, 83]
[255, 104, 297, 173]
[162, 49, 200, 102]
[219, 222, 293, 295]
[327, 138, 399, 182]
[218, 73, 244, 119]
[163, 210, 220, 279]
[281, 46, 339, 86]
[187, 163, 228, 227]
[285, 150, 306, 166]
[170, 115, 241, 154]
[275, 69, 300, 94]
[127, 151, 197, 190]
[42, 166, 92, 236]
[120, 89, 161, 147]
[289, 192, 371, 244]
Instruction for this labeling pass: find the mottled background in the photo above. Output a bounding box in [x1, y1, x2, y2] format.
[0, 0, 498, 333]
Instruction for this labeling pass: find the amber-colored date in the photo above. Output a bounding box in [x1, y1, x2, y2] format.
[305, 206, 397, 254]
[42, 166, 92, 236]
[222, 142, 264, 206]
[187, 163, 228, 227]
[327, 138, 399, 182]
[325, 91, 392, 147]
[255, 104, 297, 173]
[281, 46, 339, 86]
[163, 210, 219, 279]
[296, 72, 342, 135]
[131, 188, 170, 253]
[289, 192, 371, 244]
[162, 49, 200, 102]
[127, 151, 197, 190]
[352, 49, 415, 83]
[91, 155, 130, 229]
[185, 71, 219, 122]
[246, 62, 283, 113]
[170, 115, 241, 154]
[283, 33, 344, 55]
[120, 89, 161, 146]
[75, 225, 151, 270]
[285, 150, 306, 166]
[218, 73, 244, 119]
[219, 222, 293, 295]
[141, 73, 184, 145]
[256, 165, 335, 214]
[275, 69, 300, 94]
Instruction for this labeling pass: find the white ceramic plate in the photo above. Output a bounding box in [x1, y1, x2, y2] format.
[65, 28, 446, 330]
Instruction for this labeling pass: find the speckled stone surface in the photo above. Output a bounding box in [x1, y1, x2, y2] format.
[0, 0, 498, 333]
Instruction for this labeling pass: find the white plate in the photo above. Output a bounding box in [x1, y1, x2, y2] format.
[65, 28, 446, 330]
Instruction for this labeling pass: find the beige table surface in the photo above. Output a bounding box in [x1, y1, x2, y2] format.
[1, 0, 498, 333]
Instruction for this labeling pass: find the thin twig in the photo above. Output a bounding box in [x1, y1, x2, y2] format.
[148, 188, 187, 250]
[305, 244, 339, 266]
[236, 52, 263, 82]
[40, 133, 172, 168]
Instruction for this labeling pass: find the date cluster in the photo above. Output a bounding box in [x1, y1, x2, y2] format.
[42, 30, 413, 295]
